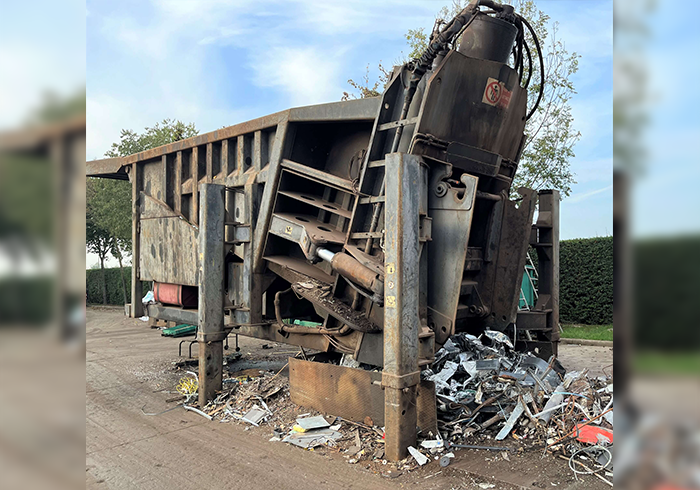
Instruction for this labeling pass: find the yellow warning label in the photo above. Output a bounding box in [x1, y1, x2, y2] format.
[386, 263, 395, 275]
[285, 225, 293, 235]
[386, 296, 396, 308]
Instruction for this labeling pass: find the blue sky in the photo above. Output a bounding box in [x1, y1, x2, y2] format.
[629, 2, 700, 238]
[86, 0, 613, 240]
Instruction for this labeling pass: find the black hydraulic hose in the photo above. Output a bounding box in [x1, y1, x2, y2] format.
[519, 14, 544, 120]
[523, 39, 533, 89]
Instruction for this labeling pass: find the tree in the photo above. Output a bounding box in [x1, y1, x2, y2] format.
[105, 119, 198, 158]
[345, 0, 580, 198]
[86, 210, 112, 305]
[342, 64, 392, 101]
[87, 119, 198, 304]
[87, 177, 131, 304]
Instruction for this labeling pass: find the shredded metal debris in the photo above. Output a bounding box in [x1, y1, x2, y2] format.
[164, 330, 613, 481]
[420, 331, 614, 478]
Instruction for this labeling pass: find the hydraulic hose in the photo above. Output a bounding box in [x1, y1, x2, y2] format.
[518, 14, 545, 120]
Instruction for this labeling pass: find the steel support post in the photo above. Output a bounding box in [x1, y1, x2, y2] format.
[130, 163, 143, 318]
[197, 183, 227, 406]
[382, 153, 422, 461]
[537, 190, 560, 354]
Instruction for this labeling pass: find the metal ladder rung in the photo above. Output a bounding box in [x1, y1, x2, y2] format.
[376, 117, 418, 132]
[360, 195, 385, 205]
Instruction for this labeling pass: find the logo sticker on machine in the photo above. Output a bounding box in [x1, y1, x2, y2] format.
[482, 77, 512, 109]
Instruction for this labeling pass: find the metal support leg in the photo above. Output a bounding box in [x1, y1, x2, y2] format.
[130, 163, 144, 318]
[382, 153, 422, 461]
[197, 183, 227, 406]
[536, 190, 560, 356]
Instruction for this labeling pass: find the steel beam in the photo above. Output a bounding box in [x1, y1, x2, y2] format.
[197, 183, 227, 406]
[130, 163, 143, 318]
[536, 189, 560, 355]
[382, 153, 422, 461]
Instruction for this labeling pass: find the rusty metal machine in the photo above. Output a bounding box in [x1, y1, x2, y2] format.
[88, 0, 559, 460]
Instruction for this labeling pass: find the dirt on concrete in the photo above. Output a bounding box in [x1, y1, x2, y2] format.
[86, 307, 613, 490]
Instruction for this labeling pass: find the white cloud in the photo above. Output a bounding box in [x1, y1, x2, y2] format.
[251, 46, 345, 107]
[0, 45, 84, 130]
[567, 184, 612, 204]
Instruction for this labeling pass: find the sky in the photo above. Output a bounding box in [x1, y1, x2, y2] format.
[0, 1, 85, 130]
[628, 2, 700, 238]
[85, 0, 613, 259]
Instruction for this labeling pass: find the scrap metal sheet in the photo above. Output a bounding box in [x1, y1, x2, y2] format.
[289, 358, 436, 431]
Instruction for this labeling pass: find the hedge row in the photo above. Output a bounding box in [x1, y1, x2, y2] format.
[634, 236, 700, 350]
[0, 277, 54, 324]
[559, 236, 614, 325]
[86, 266, 150, 305]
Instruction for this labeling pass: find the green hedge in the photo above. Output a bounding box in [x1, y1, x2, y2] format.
[559, 236, 613, 325]
[634, 236, 700, 350]
[86, 266, 151, 305]
[0, 277, 54, 324]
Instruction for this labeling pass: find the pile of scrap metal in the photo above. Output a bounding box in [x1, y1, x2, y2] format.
[191, 368, 291, 425]
[421, 331, 614, 480]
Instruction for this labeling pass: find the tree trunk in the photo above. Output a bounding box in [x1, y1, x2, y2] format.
[116, 248, 128, 305]
[100, 255, 107, 305]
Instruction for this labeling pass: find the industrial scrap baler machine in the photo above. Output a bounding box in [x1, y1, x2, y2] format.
[88, 0, 560, 460]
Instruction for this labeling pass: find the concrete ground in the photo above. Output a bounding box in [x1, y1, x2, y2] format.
[558, 343, 613, 378]
[86, 307, 613, 490]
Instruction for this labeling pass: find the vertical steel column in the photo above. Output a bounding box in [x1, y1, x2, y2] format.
[197, 183, 227, 406]
[382, 153, 421, 461]
[130, 163, 143, 318]
[537, 190, 560, 354]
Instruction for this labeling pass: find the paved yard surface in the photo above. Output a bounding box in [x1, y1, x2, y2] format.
[86, 307, 613, 490]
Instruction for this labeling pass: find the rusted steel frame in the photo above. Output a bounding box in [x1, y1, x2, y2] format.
[174, 152, 182, 214]
[109, 99, 377, 169]
[537, 189, 560, 350]
[206, 143, 213, 181]
[382, 153, 422, 461]
[287, 97, 379, 122]
[130, 162, 144, 318]
[191, 146, 200, 224]
[288, 358, 437, 430]
[119, 112, 288, 165]
[252, 118, 289, 274]
[146, 304, 198, 325]
[197, 183, 227, 405]
[86, 157, 126, 179]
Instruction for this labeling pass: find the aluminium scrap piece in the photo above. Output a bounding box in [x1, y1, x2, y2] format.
[420, 331, 613, 452]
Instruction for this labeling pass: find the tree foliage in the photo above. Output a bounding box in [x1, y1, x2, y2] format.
[342, 64, 392, 101]
[86, 207, 112, 304]
[105, 119, 198, 158]
[345, 0, 580, 197]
